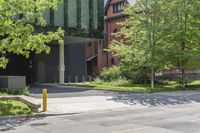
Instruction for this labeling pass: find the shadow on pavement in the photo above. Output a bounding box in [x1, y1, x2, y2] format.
[0, 113, 79, 132]
[0, 116, 45, 132]
[110, 91, 200, 107]
[29, 84, 90, 94]
[29, 84, 200, 107]
[29, 84, 118, 98]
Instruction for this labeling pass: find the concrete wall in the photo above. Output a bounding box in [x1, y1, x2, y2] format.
[0, 54, 34, 84]
[0, 76, 26, 89]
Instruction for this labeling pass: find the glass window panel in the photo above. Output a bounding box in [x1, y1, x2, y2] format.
[81, 0, 89, 29]
[93, 0, 98, 29]
[54, 3, 64, 27]
[68, 0, 77, 28]
[44, 9, 50, 25]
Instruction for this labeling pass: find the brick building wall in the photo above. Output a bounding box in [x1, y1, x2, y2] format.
[86, 40, 107, 76]
[104, 0, 130, 67]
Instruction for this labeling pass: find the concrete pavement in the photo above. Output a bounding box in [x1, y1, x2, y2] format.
[30, 84, 146, 114]
[46, 96, 145, 114]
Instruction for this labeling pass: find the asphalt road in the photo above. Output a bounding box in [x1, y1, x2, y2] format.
[29, 84, 116, 98]
[2, 84, 200, 133]
[1, 102, 200, 133]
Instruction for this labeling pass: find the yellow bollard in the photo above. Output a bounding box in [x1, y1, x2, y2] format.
[42, 89, 47, 112]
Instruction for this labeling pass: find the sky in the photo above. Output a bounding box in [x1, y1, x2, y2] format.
[104, 0, 135, 6]
[104, 0, 108, 6]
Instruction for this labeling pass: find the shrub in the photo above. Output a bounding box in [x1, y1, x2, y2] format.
[101, 66, 149, 84]
[93, 77, 104, 84]
[109, 78, 131, 85]
[130, 71, 149, 84]
[0, 87, 31, 96]
[101, 66, 122, 82]
[93, 77, 131, 86]
[0, 100, 32, 116]
[121, 67, 150, 84]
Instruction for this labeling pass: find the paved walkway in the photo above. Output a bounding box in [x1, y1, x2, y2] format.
[45, 96, 145, 114]
[31, 84, 144, 114]
[30, 84, 200, 114]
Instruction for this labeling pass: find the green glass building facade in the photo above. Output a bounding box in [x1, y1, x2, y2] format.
[44, 0, 104, 38]
[34, 0, 104, 83]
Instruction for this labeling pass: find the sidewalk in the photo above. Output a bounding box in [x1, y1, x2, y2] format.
[41, 90, 200, 114]
[30, 84, 200, 115]
[43, 96, 146, 114]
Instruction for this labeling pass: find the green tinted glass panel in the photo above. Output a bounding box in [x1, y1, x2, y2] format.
[68, 0, 77, 27]
[44, 9, 50, 25]
[93, 0, 98, 29]
[54, 3, 64, 27]
[81, 0, 89, 29]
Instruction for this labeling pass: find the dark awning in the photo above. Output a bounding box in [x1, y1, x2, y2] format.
[86, 54, 97, 61]
[63, 36, 101, 45]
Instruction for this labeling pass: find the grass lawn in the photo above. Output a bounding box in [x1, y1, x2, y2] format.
[0, 92, 8, 96]
[0, 100, 33, 116]
[64, 82, 185, 93]
[64, 79, 200, 93]
[187, 80, 200, 85]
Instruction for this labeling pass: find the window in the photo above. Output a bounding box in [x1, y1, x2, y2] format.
[87, 43, 92, 47]
[94, 59, 97, 66]
[112, 2, 125, 13]
[113, 28, 118, 33]
[111, 58, 115, 65]
[99, 40, 102, 45]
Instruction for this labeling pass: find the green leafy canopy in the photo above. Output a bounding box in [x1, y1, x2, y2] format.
[0, 0, 64, 68]
[109, 0, 200, 89]
[110, 0, 200, 71]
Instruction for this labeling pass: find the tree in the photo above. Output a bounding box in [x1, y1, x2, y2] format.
[109, 0, 167, 90]
[163, 0, 200, 88]
[0, 0, 64, 68]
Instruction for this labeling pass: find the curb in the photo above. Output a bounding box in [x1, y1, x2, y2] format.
[0, 112, 79, 120]
[0, 113, 44, 120]
[0, 95, 41, 113]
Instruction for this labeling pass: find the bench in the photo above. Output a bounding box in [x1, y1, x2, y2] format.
[0, 95, 41, 113]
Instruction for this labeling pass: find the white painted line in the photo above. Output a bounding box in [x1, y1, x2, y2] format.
[112, 127, 151, 133]
[191, 119, 200, 123]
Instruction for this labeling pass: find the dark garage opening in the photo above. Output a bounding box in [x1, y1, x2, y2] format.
[0, 53, 35, 84]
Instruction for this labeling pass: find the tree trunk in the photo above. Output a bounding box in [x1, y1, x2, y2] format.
[151, 67, 155, 91]
[181, 63, 186, 89]
[181, 39, 186, 89]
